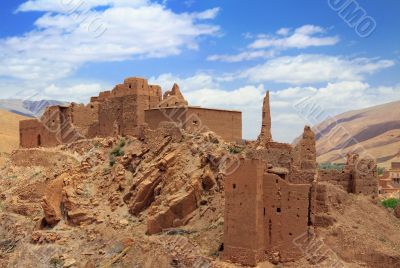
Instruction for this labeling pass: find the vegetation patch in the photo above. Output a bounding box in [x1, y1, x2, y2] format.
[109, 139, 126, 166]
[228, 145, 244, 154]
[381, 198, 399, 209]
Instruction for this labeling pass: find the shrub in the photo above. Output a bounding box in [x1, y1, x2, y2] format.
[109, 139, 126, 166]
[49, 257, 64, 268]
[109, 156, 116, 167]
[377, 167, 385, 176]
[228, 146, 243, 154]
[381, 198, 400, 209]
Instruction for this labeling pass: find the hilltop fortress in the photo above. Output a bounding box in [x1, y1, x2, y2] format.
[19, 77, 242, 148]
[18, 76, 379, 267]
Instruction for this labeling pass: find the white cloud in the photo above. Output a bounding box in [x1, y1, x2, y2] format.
[249, 25, 339, 49]
[242, 54, 395, 84]
[0, 1, 220, 81]
[149, 73, 400, 143]
[270, 81, 400, 142]
[17, 0, 150, 13]
[208, 24, 339, 63]
[150, 73, 217, 92]
[207, 50, 276, 62]
[0, 77, 106, 103]
[192, 7, 220, 20]
[42, 83, 103, 102]
[276, 27, 290, 36]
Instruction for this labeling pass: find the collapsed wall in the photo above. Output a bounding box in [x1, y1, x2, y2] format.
[318, 153, 378, 196]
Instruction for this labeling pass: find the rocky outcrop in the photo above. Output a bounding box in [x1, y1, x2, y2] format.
[147, 189, 198, 234]
[395, 204, 400, 219]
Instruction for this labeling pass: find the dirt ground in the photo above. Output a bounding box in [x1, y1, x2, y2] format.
[1, 130, 400, 268]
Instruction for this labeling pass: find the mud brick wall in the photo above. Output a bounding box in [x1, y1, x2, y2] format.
[144, 107, 242, 143]
[318, 170, 352, 192]
[223, 158, 314, 266]
[352, 158, 378, 196]
[145, 107, 187, 130]
[222, 158, 265, 266]
[245, 142, 293, 171]
[263, 173, 312, 262]
[185, 107, 242, 142]
[20, 76, 242, 148]
[70, 103, 99, 137]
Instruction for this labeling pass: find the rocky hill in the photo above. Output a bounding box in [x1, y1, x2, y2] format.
[1, 124, 399, 267]
[315, 101, 400, 168]
[0, 109, 30, 166]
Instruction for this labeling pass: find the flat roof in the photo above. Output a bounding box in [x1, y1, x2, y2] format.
[145, 106, 242, 113]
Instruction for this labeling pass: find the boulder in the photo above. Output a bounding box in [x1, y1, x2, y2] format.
[41, 197, 61, 227]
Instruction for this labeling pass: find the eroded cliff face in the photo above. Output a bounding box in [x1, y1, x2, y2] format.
[0, 123, 398, 268]
[0, 123, 234, 267]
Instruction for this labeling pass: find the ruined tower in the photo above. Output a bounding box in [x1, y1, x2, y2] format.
[159, 83, 188, 108]
[258, 91, 272, 145]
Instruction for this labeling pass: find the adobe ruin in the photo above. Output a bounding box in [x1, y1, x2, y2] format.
[19, 77, 242, 148]
[221, 92, 378, 266]
[319, 153, 379, 196]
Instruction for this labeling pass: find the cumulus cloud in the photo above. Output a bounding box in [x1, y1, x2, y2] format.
[0, 77, 107, 103]
[208, 25, 339, 62]
[0, 0, 220, 81]
[150, 73, 400, 142]
[207, 50, 276, 63]
[242, 54, 395, 84]
[249, 25, 339, 49]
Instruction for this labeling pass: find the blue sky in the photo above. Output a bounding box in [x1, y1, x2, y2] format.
[0, 0, 399, 141]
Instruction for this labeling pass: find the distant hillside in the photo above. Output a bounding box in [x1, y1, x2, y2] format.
[0, 109, 30, 165]
[0, 99, 67, 118]
[314, 100, 400, 168]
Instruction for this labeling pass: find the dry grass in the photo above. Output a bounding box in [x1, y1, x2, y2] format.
[0, 109, 29, 154]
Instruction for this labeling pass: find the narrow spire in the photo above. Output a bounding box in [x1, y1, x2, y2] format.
[258, 91, 272, 145]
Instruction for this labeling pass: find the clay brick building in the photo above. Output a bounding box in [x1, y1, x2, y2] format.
[19, 77, 242, 148]
[222, 92, 317, 266]
[222, 91, 378, 266]
[379, 160, 400, 194]
[319, 153, 378, 196]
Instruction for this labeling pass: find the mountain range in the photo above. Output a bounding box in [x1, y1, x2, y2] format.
[315, 100, 400, 168]
[0, 99, 67, 118]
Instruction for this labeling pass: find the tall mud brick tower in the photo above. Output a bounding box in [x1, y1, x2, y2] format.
[222, 91, 317, 266]
[257, 91, 272, 146]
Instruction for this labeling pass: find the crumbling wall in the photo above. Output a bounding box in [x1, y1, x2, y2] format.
[70, 102, 100, 137]
[351, 157, 378, 196]
[20, 76, 242, 149]
[318, 154, 378, 196]
[223, 157, 315, 266]
[319, 170, 352, 192]
[293, 126, 316, 170]
[263, 173, 312, 262]
[159, 83, 188, 108]
[222, 158, 265, 266]
[249, 142, 293, 170]
[19, 119, 47, 148]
